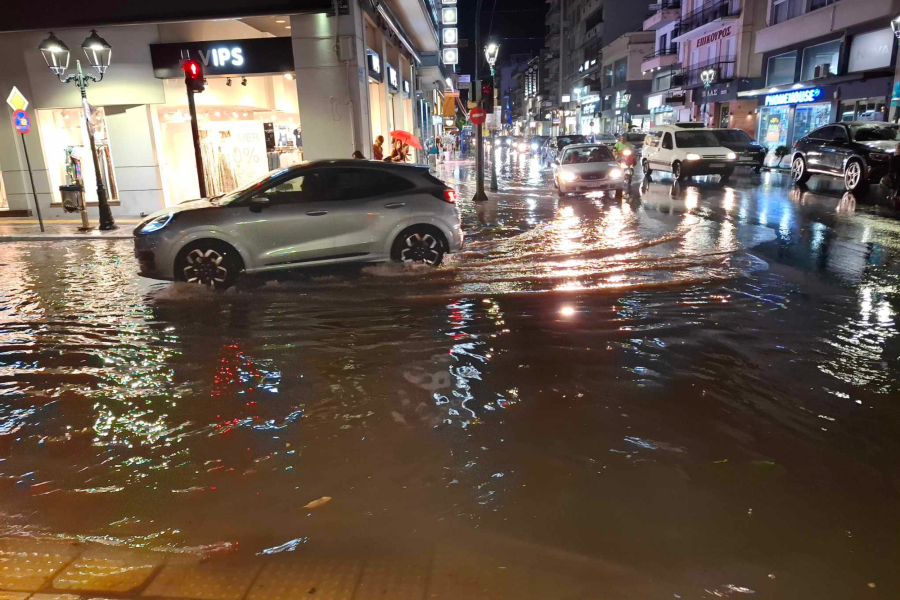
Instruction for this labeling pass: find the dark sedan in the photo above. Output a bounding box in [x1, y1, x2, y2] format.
[541, 134, 588, 163]
[791, 122, 896, 192]
[711, 129, 765, 172]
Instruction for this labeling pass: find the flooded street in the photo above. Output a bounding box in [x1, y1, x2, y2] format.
[1, 155, 899, 598]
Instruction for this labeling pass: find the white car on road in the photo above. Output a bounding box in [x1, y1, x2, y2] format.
[133, 160, 463, 288]
[552, 143, 626, 198]
[642, 123, 738, 181]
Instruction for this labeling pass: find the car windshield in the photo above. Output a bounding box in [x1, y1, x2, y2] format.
[215, 167, 299, 205]
[713, 130, 753, 143]
[625, 133, 645, 143]
[558, 135, 587, 147]
[850, 124, 900, 142]
[596, 134, 616, 142]
[561, 145, 614, 164]
[675, 131, 721, 148]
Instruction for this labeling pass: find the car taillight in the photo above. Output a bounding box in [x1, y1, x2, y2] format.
[444, 190, 458, 203]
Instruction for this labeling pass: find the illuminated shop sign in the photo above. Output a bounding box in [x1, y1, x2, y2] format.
[150, 38, 293, 78]
[387, 64, 399, 92]
[366, 49, 383, 82]
[764, 87, 823, 107]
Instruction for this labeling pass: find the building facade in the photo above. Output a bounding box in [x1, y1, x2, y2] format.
[747, 0, 899, 151]
[0, 0, 448, 217]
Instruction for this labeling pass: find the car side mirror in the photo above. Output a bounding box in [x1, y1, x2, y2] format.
[249, 196, 270, 212]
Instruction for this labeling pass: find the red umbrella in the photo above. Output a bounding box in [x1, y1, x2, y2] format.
[390, 130, 423, 150]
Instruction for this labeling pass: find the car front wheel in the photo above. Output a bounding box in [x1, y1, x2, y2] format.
[673, 161, 685, 181]
[175, 240, 242, 289]
[844, 159, 867, 192]
[791, 155, 811, 184]
[392, 227, 446, 266]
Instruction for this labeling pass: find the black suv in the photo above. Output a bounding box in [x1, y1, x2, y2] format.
[711, 129, 766, 173]
[791, 122, 896, 192]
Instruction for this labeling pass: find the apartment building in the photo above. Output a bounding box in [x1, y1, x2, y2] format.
[746, 0, 899, 151]
[589, 31, 655, 133]
[642, 0, 688, 127]
[671, 0, 768, 136]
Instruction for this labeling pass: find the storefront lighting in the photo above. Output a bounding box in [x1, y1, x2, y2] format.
[442, 0, 457, 4]
[442, 48, 458, 65]
[284, 73, 294, 80]
[442, 28, 458, 46]
[215, 111, 221, 117]
[892, 15, 900, 40]
[276, 19, 286, 23]
[441, 7, 458, 25]
[285, 26, 291, 30]
[232, 111, 239, 118]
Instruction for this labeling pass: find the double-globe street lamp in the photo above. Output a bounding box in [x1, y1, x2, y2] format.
[485, 42, 500, 192]
[39, 31, 116, 230]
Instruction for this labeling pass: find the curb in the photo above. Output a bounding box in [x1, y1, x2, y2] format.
[0, 234, 133, 241]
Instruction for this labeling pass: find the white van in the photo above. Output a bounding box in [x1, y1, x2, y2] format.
[642, 123, 738, 181]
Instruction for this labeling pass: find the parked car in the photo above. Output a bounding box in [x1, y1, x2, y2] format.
[133, 160, 463, 289]
[642, 123, 738, 181]
[711, 128, 766, 172]
[551, 143, 625, 198]
[542, 134, 588, 163]
[790, 122, 896, 192]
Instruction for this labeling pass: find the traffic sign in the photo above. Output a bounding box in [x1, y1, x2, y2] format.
[6, 86, 28, 111]
[13, 110, 30, 134]
[469, 107, 486, 125]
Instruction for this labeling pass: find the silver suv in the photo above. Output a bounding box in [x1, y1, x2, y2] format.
[133, 160, 463, 288]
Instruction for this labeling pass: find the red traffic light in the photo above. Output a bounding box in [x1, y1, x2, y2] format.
[183, 59, 202, 79]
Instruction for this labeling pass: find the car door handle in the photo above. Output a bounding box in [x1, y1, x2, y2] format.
[384, 202, 406, 209]
[306, 210, 329, 216]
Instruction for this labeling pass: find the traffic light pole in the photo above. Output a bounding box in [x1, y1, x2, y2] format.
[186, 87, 207, 199]
[489, 65, 498, 192]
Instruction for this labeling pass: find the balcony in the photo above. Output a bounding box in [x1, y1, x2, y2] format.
[641, 48, 679, 72]
[643, 1, 681, 31]
[683, 55, 735, 88]
[673, 0, 740, 41]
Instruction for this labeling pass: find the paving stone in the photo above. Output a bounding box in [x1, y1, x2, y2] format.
[142, 560, 260, 600]
[247, 559, 362, 600]
[0, 539, 81, 591]
[355, 557, 428, 600]
[30, 594, 81, 600]
[0, 592, 30, 600]
[53, 547, 163, 593]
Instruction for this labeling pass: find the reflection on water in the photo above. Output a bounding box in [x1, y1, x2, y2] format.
[1, 168, 900, 594]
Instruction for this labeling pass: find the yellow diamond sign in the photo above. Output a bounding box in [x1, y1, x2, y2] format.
[6, 86, 28, 111]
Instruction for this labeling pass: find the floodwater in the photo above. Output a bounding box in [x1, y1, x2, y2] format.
[1, 154, 899, 597]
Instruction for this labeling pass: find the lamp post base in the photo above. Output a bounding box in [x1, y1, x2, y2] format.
[471, 190, 490, 202]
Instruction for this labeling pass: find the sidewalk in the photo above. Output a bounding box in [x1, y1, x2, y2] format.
[0, 219, 139, 241]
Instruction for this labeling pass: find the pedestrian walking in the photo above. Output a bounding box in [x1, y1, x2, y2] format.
[352, 150, 365, 159]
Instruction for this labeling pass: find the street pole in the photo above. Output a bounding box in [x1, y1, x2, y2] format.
[472, 0, 489, 202]
[70, 61, 115, 230]
[19, 133, 44, 232]
[186, 87, 208, 199]
[489, 65, 498, 192]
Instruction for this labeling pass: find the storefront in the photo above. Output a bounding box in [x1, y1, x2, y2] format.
[579, 99, 599, 136]
[756, 87, 832, 152]
[149, 38, 301, 205]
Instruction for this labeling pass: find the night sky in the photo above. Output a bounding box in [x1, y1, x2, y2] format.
[454, 0, 547, 79]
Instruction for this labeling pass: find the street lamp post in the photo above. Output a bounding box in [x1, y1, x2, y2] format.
[891, 16, 900, 122]
[485, 42, 500, 192]
[39, 31, 116, 230]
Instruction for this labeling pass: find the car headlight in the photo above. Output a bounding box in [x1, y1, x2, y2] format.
[608, 168, 623, 179]
[685, 153, 701, 161]
[870, 152, 890, 161]
[518, 143, 527, 151]
[560, 170, 577, 182]
[138, 213, 174, 234]
[531, 143, 538, 150]
[726, 152, 737, 160]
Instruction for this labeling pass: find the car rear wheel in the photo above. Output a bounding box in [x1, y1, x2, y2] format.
[391, 226, 446, 266]
[844, 159, 866, 192]
[175, 240, 243, 289]
[791, 155, 811, 184]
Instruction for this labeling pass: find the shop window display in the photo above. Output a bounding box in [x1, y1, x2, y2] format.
[758, 106, 790, 152]
[38, 107, 118, 204]
[793, 104, 832, 141]
[156, 75, 302, 205]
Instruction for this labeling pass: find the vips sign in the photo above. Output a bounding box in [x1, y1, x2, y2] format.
[696, 25, 733, 48]
[150, 38, 294, 78]
[764, 88, 823, 107]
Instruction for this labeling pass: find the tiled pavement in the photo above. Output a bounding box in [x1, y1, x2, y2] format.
[0, 535, 661, 600]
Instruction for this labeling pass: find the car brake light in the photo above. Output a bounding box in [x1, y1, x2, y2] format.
[444, 190, 458, 203]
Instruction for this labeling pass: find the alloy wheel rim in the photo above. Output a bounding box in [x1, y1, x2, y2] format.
[846, 163, 860, 188]
[792, 158, 804, 180]
[400, 233, 441, 265]
[183, 248, 228, 285]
